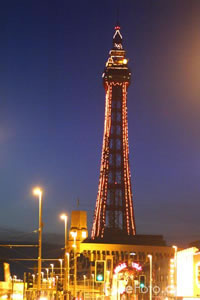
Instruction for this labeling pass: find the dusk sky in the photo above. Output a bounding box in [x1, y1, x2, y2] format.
[0, 0, 200, 246]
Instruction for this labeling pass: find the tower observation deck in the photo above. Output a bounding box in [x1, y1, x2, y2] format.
[91, 26, 136, 240]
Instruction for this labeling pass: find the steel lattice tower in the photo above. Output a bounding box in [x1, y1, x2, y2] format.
[91, 25, 136, 240]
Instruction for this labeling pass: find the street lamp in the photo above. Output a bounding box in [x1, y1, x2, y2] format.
[45, 268, 49, 289]
[32, 274, 35, 285]
[173, 245, 178, 297]
[106, 270, 110, 298]
[117, 273, 119, 300]
[91, 273, 94, 300]
[50, 264, 54, 278]
[71, 231, 77, 248]
[71, 231, 77, 298]
[66, 252, 70, 299]
[106, 270, 110, 281]
[83, 275, 86, 300]
[148, 254, 152, 300]
[33, 187, 43, 294]
[12, 276, 16, 298]
[60, 213, 68, 291]
[59, 259, 63, 283]
[46, 268, 49, 281]
[41, 271, 44, 287]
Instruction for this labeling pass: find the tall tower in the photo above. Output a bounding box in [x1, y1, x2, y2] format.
[91, 25, 136, 240]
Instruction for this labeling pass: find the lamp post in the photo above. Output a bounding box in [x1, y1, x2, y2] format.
[91, 273, 94, 300]
[33, 187, 43, 295]
[45, 268, 49, 289]
[116, 273, 119, 300]
[46, 268, 49, 281]
[59, 259, 63, 283]
[60, 214, 68, 291]
[173, 245, 178, 297]
[106, 270, 110, 298]
[32, 274, 35, 285]
[83, 275, 86, 300]
[12, 276, 15, 298]
[50, 264, 54, 278]
[66, 252, 70, 299]
[71, 231, 77, 298]
[148, 254, 152, 300]
[41, 271, 44, 289]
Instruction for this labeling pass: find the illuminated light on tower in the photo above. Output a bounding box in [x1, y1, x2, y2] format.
[91, 25, 136, 239]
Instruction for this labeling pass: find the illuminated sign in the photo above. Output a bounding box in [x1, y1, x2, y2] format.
[114, 43, 122, 49]
[132, 262, 142, 271]
[114, 263, 127, 274]
[114, 262, 142, 274]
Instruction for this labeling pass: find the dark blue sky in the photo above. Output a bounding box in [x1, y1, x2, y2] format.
[0, 0, 200, 246]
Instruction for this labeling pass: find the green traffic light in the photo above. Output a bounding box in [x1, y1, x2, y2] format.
[97, 274, 103, 281]
[140, 283, 145, 288]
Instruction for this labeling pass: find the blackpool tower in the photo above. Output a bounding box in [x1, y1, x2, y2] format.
[91, 25, 136, 240]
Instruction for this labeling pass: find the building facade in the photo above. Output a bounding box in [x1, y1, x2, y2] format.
[177, 247, 200, 298]
[68, 210, 175, 299]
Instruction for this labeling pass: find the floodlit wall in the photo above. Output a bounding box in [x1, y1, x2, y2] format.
[177, 247, 198, 297]
[193, 251, 200, 297]
[69, 210, 88, 252]
[71, 211, 87, 230]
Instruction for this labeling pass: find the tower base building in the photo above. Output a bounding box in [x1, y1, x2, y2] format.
[69, 211, 176, 299]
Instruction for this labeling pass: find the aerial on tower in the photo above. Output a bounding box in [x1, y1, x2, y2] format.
[91, 25, 136, 240]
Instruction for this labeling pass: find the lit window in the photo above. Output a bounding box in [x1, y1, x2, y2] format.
[82, 231, 87, 239]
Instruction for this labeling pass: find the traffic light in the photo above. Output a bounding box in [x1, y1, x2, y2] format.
[95, 260, 105, 282]
[139, 275, 146, 290]
[27, 273, 33, 289]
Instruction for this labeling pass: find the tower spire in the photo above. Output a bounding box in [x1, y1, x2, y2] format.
[116, 7, 120, 27]
[113, 24, 123, 50]
[91, 26, 136, 240]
